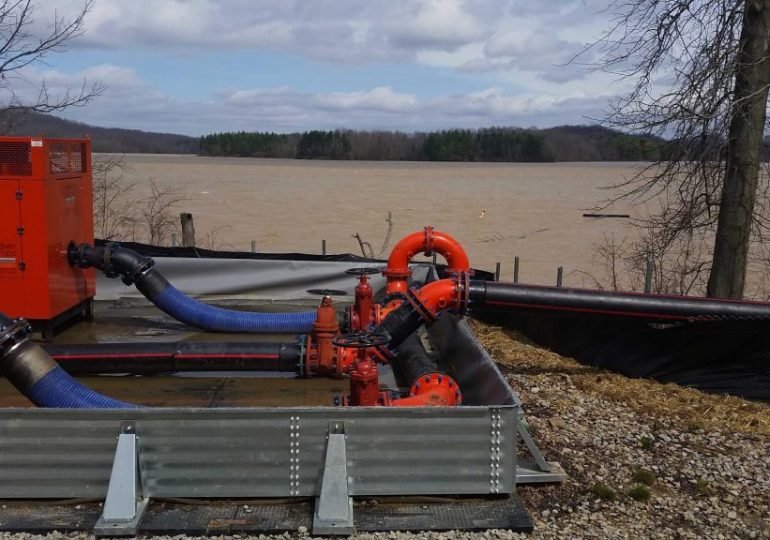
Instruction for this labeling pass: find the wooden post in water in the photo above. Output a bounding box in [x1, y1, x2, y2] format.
[644, 257, 654, 293]
[556, 266, 563, 287]
[322, 239, 327, 256]
[180, 213, 196, 247]
[495, 262, 501, 282]
[513, 256, 520, 283]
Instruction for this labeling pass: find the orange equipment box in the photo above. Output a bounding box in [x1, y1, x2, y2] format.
[0, 136, 94, 326]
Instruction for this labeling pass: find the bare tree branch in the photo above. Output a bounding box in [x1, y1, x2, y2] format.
[0, 0, 103, 130]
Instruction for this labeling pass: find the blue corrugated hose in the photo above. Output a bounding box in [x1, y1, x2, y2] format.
[25, 366, 137, 409]
[151, 283, 316, 333]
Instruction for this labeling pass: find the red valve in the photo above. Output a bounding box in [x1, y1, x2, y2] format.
[304, 296, 341, 377]
[354, 273, 373, 330]
[348, 356, 380, 406]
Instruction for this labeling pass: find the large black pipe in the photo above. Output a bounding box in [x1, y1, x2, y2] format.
[376, 300, 426, 353]
[391, 333, 441, 387]
[469, 280, 770, 321]
[43, 341, 302, 375]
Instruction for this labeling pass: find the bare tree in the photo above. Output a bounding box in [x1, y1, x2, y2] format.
[0, 0, 101, 130]
[137, 180, 188, 246]
[583, 0, 770, 298]
[351, 212, 394, 259]
[92, 155, 138, 241]
[92, 161, 194, 247]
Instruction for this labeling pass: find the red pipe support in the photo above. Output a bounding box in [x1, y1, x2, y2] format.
[384, 227, 470, 294]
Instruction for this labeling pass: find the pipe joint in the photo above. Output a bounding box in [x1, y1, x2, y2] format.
[0, 317, 31, 355]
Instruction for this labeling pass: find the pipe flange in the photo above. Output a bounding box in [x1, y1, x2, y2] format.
[382, 268, 412, 279]
[446, 270, 472, 315]
[0, 319, 31, 354]
[380, 291, 408, 306]
[405, 287, 436, 325]
[120, 261, 154, 286]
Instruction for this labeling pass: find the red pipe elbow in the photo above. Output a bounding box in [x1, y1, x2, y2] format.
[412, 278, 460, 318]
[384, 227, 470, 294]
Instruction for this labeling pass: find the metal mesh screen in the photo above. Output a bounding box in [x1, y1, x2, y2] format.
[49, 142, 87, 174]
[0, 142, 31, 176]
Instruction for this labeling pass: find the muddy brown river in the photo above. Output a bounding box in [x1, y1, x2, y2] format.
[114, 154, 643, 288]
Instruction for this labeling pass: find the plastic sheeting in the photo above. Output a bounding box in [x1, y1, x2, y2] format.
[93, 240, 454, 302]
[478, 311, 770, 400]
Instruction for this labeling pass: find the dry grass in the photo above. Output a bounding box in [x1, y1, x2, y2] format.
[468, 318, 770, 439]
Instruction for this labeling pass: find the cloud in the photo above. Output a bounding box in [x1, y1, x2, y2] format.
[43, 64, 616, 135]
[39, 0, 608, 80]
[18, 1, 624, 133]
[312, 87, 417, 113]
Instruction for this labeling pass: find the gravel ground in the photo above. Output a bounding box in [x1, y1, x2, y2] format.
[4, 320, 769, 540]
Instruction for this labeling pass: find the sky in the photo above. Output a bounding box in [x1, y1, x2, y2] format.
[17, 0, 627, 136]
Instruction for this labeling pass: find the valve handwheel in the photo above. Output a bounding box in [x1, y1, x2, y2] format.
[306, 288, 347, 296]
[332, 331, 391, 349]
[345, 267, 383, 276]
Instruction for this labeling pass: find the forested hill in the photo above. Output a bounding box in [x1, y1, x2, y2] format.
[200, 126, 668, 162]
[1, 111, 199, 154]
[11, 111, 761, 162]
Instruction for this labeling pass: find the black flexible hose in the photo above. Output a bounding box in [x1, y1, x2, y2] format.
[392, 333, 441, 387]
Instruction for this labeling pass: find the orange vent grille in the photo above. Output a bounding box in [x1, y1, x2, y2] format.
[0, 141, 32, 176]
[49, 142, 87, 174]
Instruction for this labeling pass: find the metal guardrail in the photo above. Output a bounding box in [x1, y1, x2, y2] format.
[0, 406, 516, 499]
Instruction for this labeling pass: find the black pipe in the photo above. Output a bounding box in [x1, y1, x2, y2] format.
[392, 333, 441, 387]
[469, 280, 770, 321]
[43, 341, 302, 375]
[375, 300, 426, 353]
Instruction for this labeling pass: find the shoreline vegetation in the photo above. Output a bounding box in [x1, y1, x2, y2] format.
[199, 125, 666, 162]
[7, 110, 664, 161]
[10, 110, 770, 164]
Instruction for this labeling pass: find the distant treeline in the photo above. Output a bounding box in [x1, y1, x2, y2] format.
[199, 125, 667, 162]
[2, 110, 200, 154]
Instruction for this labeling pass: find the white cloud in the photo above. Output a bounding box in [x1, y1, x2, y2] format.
[44, 64, 617, 135]
[19, 1, 626, 133]
[313, 87, 417, 113]
[39, 0, 610, 83]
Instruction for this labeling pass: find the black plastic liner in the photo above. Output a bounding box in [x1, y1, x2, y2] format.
[93, 239, 495, 280]
[477, 310, 770, 400]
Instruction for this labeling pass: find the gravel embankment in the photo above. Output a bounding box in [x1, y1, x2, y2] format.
[474, 319, 770, 540]
[5, 320, 769, 540]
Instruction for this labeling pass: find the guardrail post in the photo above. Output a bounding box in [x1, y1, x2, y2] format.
[313, 422, 353, 535]
[94, 424, 149, 537]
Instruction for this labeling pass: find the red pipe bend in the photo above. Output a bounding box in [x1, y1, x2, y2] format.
[412, 278, 459, 318]
[384, 227, 470, 294]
